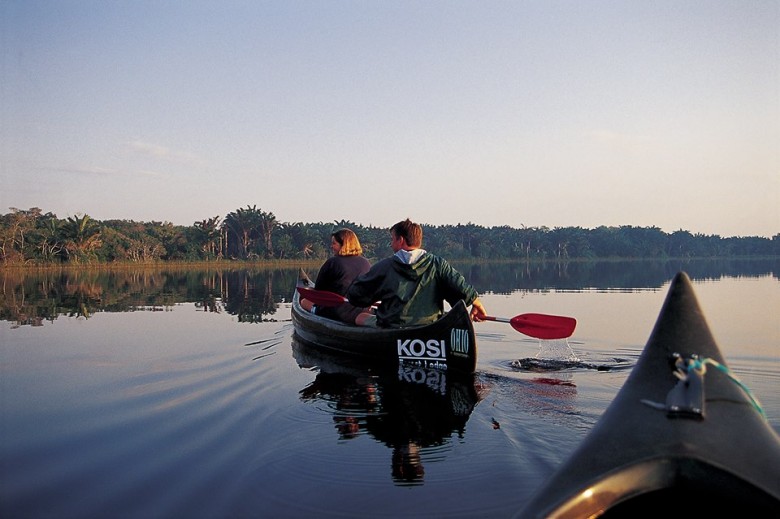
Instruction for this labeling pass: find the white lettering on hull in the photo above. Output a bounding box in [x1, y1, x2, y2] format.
[450, 328, 470, 355]
[397, 338, 446, 360]
[396, 329, 470, 368]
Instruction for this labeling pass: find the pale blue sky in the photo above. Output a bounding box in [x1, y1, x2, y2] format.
[2, 1, 778, 237]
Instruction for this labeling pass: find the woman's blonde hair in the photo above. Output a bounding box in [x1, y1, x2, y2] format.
[332, 228, 363, 256]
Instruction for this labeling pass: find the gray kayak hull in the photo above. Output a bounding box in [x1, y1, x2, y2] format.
[519, 271, 780, 517]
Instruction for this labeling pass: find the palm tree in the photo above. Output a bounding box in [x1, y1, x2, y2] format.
[222, 206, 279, 259]
[194, 216, 222, 259]
[283, 222, 322, 258]
[223, 207, 258, 259]
[256, 210, 277, 257]
[62, 214, 102, 263]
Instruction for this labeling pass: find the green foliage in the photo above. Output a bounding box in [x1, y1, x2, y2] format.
[0, 206, 777, 265]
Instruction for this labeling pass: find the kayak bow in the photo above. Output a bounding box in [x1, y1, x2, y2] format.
[518, 272, 780, 517]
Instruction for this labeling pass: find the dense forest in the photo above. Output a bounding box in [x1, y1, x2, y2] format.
[1, 206, 777, 265]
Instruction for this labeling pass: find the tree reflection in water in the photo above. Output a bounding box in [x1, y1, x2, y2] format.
[0, 267, 298, 326]
[4, 259, 777, 327]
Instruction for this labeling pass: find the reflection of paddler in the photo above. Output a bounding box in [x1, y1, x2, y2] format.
[334, 415, 360, 439]
[365, 373, 477, 444]
[293, 338, 483, 483]
[332, 378, 379, 439]
[392, 442, 424, 484]
[300, 373, 382, 440]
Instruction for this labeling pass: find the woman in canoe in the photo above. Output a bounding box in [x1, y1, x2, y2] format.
[300, 228, 372, 324]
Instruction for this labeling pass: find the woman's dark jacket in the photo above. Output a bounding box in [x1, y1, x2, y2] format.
[314, 255, 371, 323]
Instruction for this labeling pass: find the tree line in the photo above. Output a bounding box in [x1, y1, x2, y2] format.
[1, 205, 777, 265]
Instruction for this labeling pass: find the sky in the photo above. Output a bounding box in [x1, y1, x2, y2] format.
[1, 1, 778, 238]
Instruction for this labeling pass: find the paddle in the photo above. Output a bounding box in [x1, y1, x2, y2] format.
[298, 286, 577, 339]
[296, 286, 349, 307]
[483, 314, 576, 340]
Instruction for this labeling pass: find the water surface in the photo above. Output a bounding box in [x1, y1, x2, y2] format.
[1, 260, 778, 517]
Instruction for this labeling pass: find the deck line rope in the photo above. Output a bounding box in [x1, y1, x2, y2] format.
[674, 355, 767, 420]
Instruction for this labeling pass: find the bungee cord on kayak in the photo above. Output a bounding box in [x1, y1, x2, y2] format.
[673, 354, 768, 420]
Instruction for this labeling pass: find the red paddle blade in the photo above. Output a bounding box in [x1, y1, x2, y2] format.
[296, 286, 348, 307]
[509, 313, 577, 339]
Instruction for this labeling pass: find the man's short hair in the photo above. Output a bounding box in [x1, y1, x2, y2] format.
[391, 219, 422, 248]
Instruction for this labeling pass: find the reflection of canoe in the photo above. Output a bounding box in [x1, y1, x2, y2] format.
[519, 272, 780, 517]
[292, 336, 481, 416]
[291, 272, 477, 374]
[292, 336, 483, 485]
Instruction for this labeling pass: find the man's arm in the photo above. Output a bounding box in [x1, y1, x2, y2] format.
[346, 262, 385, 307]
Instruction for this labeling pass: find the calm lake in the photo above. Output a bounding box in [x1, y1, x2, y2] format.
[1, 259, 778, 518]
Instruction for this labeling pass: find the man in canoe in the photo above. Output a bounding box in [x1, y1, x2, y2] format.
[347, 218, 488, 328]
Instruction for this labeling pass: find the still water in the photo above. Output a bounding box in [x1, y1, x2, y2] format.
[1, 260, 778, 518]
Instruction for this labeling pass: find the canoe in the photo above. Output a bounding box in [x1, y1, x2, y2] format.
[291, 270, 478, 374]
[518, 272, 780, 517]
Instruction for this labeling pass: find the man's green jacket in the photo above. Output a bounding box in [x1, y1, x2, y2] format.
[346, 252, 478, 328]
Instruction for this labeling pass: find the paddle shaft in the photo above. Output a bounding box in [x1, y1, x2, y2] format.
[299, 286, 576, 339]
